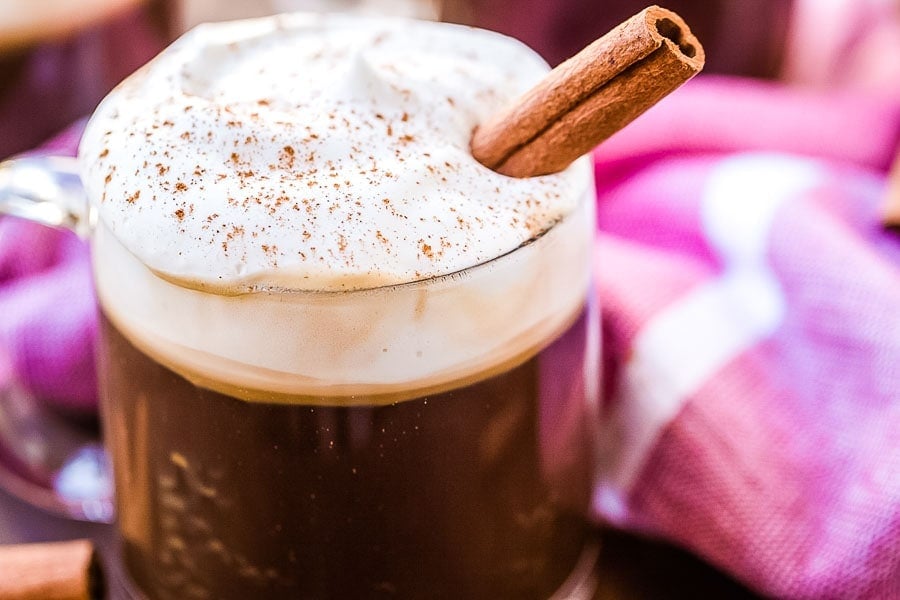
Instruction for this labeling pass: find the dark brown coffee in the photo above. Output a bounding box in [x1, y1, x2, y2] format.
[99, 300, 598, 599]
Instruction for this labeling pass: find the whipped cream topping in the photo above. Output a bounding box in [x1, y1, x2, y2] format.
[81, 14, 596, 402]
[80, 13, 586, 291]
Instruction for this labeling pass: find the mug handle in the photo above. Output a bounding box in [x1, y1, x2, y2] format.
[0, 155, 112, 523]
[0, 156, 92, 236]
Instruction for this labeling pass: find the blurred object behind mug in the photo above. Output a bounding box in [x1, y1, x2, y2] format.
[0, 0, 178, 159]
[181, 0, 441, 28]
[781, 0, 900, 100]
[440, 0, 791, 77]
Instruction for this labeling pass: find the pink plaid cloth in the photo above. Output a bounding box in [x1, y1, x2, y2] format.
[592, 76, 900, 598]
[1, 76, 899, 597]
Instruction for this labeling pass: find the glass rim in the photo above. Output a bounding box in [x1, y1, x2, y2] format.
[143, 189, 589, 298]
[94, 157, 595, 298]
[142, 213, 562, 298]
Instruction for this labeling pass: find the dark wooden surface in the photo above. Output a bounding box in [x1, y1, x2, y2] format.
[0, 486, 760, 599]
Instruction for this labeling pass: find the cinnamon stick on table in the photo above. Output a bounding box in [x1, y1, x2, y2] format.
[0, 539, 103, 600]
[471, 5, 705, 178]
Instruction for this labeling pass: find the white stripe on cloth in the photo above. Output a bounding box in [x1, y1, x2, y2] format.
[593, 153, 825, 524]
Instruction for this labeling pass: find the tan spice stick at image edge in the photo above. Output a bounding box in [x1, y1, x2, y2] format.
[883, 150, 900, 229]
[0, 540, 103, 600]
[471, 5, 705, 177]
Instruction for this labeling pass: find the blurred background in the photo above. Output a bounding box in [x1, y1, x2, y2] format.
[2, 0, 899, 158]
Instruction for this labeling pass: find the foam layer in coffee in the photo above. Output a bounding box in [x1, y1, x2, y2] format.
[81, 14, 596, 402]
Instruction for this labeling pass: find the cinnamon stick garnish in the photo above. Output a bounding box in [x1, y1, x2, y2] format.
[0, 540, 104, 600]
[471, 5, 704, 177]
[882, 149, 900, 230]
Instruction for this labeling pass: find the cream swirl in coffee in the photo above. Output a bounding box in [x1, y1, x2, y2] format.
[79, 13, 595, 401]
[80, 12, 588, 291]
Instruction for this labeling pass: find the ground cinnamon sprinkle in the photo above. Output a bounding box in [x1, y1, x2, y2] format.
[82, 14, 613, 288]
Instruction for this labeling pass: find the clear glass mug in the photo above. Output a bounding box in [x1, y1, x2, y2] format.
[0, 10, 601, 595]
[0, 148, 600, 598]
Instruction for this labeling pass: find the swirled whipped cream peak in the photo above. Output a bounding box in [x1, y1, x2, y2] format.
[79, 12, 590, 291]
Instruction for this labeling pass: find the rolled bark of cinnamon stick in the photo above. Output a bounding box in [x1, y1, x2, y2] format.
[0, 540, 103, 600]
[471, 5, 705, 177]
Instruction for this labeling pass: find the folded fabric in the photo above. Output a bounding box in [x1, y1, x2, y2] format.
[592, 75, 900, 598]
[1, 75, 898, 598]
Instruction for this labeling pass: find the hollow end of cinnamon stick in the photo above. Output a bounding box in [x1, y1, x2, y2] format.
[0, 539, 105, 600]
[471, 5, 705, 178]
